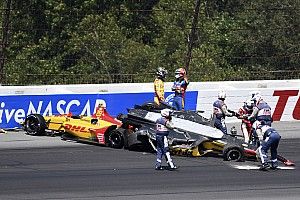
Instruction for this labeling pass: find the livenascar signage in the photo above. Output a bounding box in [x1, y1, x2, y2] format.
[0, 91, 198, 128]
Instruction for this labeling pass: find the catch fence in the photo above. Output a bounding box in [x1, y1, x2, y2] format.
[1, 70, 300, 86]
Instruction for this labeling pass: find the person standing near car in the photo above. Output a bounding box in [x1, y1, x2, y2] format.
[255, 121, 281, 170]
[155, 109, 177, 170]
[213, 90, 236, 134]
[238, 99, 255, 143]
[248, 93, 272, 126]
[154, 67, 168, 105]
[171, 68, 189, 110]
[248, 94, 272, 142]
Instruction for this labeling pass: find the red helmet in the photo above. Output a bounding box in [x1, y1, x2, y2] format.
[175, 68, 186, 79]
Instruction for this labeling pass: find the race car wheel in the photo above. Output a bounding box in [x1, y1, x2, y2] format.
[24, 114, 47, 136]
[223, 146, 244, 162]
[108, 129, 124, 149]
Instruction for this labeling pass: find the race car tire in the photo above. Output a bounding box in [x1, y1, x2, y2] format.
[122, 129, 131, 149]
[223, 145, 244, 162]
[108, 129, 124, 149]
[24, 114, 47, 136]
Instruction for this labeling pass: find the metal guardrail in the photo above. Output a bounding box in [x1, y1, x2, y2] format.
[0, 70, 300, 85]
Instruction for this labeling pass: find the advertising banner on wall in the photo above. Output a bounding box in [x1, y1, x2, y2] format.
[0, 91, 198, 128]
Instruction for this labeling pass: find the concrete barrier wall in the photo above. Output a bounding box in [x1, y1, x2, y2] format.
[193, 80, 300, 122]
[2, 79, 299, 94]
[0, 79, 299, 128]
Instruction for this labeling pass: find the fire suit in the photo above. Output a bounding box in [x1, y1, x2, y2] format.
[213, 99, 234, 134]
[249, 100, 272, 143]
[155, 117, 176, 170]
[154, 78, 165, 105]
[249, 100, 272, 126]
[256, 124, 281, 170]
[171, 78, 189, 110]
[238, 106, 253, 143]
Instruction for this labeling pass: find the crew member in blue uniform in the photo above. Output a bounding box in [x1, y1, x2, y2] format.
[155, 109, 177, 170]
[248, 94, 272, 126]
[256, 121, 281, 170]
[171, 68, 189, 111]
[213, 90, 236, 134]
[248, 94, 272, 143]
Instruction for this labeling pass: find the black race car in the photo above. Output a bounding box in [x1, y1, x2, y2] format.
[113, 102, 251, 161]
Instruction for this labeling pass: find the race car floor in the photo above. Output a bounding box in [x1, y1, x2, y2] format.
[0, 131, 299, 200]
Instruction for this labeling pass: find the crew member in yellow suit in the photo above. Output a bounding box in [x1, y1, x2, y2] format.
[154, 67, 168, 105]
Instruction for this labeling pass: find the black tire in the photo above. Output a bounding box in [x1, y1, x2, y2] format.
[223, 146, 244, 162]
[108, 129, 124, 149]
[122, 129, 130, 149]
[24, 114, 47, 136]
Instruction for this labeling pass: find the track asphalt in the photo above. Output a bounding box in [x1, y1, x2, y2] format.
[0, 121, 299, 200]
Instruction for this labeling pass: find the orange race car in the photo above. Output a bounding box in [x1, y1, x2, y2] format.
[21, 103, 124, 148]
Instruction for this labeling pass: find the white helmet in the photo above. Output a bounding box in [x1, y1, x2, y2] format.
[252, 94, 262, 105]
[244, 99, 254, 110]
[161, 109, 171, 117]
[253, 120, 269, 132]
[218, 90, 226, 99]
[249, 90, 261, 98]
[252, 121, 261, 130]
[97, 100, 106, 108]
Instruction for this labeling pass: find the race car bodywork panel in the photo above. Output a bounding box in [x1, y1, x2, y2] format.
[117, 102, 244, 159]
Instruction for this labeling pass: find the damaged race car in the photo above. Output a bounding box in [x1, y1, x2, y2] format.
[21, 103, 124, 148]
[115, 102, 294, 166]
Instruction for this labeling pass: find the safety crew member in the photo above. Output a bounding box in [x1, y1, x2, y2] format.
[248, 94, 272, 126]
[213, 90, 236, 134]
[171, 68, 189, 110]
[248, 94, 272, 143]
[249, 90, 261, 99]
[155, 109, 177, 170]
[255, 121, 281, 170]
[154, 67, 168, 105]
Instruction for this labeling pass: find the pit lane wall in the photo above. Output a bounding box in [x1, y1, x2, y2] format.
[0, 80, 299, 128]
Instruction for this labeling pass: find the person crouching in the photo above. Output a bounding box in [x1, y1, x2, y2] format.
[255, 121, 281, 171]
